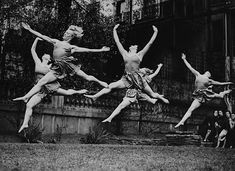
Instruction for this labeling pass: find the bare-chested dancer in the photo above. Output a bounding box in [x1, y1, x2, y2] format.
[13, 23, 110, 102]
[175, 53, 232, 128]
[102, 63, 166, 123]
[85, 24, 169, 104]
[18, 38, 88, 133]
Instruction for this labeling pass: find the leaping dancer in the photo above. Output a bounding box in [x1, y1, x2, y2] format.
[85, 24, 169, 105]
[175, 53, 233, 128]
[13, 23, 110, 103]
[18, 38, 88, 133]
[102, 63, 167, 123]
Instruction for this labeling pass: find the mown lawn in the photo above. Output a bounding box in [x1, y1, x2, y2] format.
[0, 143, 234, 171]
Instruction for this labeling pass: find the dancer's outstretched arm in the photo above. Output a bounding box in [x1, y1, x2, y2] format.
[138, 26, 158, 61]
[113, 24, 127, 56]
[149, 63, 163, 80]
[209, 79, 233, 86]
[181, 53, 200, 76]
[71, 45, 110, 53]
[31, 38, 42, 66]
[22, 22, 57, 44]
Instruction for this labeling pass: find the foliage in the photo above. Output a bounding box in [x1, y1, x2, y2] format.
[0, 0, 131, 89]
[81, 124, 110, 144]
[19, 122, 44, 143]
[46, 124, 64, 144]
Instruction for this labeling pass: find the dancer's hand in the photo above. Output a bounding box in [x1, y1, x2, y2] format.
[22, 22, 31, 30]
[181, 53, 186, 60]
[114, 24, 120, 30]
[158, 63, 163, 67]
[78, 89, 88, 94]
[36, 37, 43, 41]
[152, 25, 158, 32]
[101, 46, 110, 51]
[227, 82, 233, 85]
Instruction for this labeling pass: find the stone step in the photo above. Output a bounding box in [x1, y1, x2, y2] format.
[165, 134, 201, 146]
[200, 141, 213, 147]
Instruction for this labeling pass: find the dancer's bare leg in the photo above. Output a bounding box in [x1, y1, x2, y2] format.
[56, 88, 88, 95]
[222, 138, 227, 148]
[209, 89, 232, 98]
[175, 99, 201, 128]
[142, 94, 158, 104]
[216, 129, 227, 148]
[84, 80, 126, 101]
[18, 94, 42, 133]
[204, 130, 211, 142]
[76, 69, 108, 88]
[102, 98, 131, 123]
[13, 72, 57, 102]
[143, 84, 169, 104]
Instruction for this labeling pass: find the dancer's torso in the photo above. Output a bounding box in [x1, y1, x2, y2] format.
[124, 53, 141, 73]
[195, 75, 211, 90]
[53, 41, 72, 59]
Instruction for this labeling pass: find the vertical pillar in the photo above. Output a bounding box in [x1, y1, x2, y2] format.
[129, 0, 133, 24]
[224, 12, 232, 113]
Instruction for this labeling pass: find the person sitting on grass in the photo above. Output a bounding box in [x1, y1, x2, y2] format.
[199, 110, 218, 142]
[216, 111, 230, 148]
[226, 113, 235, 148]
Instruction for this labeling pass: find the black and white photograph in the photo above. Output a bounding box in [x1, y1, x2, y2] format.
[0, 0, 235, 170]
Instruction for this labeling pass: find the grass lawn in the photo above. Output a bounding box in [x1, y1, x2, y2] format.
[0, 143, 234, 170]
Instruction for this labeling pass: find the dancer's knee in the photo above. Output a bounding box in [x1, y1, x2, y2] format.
[108, 83, 115, 88]
[38, 78, 48, 86]
[108, 83, 117, 90]
[26, 102, 34, 109]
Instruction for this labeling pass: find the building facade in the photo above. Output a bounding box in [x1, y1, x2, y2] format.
[114, 0, 235, 106]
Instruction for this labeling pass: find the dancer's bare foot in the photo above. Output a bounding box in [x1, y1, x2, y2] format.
[162, 98, 169, 104]
[102, 118, 111, 123]
[221, 89, 232, 97]
[18, 125, 28, 133]
[151, 99, 158, 104]
[84, 94, 98, 101]
[13, 96, 29, 103]
[175, 122, 184, 128]
[77, 89, 88, 94]
[159, 95, 169, 104]
[99, 81, 108, 88]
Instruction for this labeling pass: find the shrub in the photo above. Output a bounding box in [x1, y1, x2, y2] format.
[81, 124, 110, 144]
[19, 122, 44, 143]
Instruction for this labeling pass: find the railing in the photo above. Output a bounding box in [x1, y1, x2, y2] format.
[0, 78, 226, 108]
[0, 78, 218, 134]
